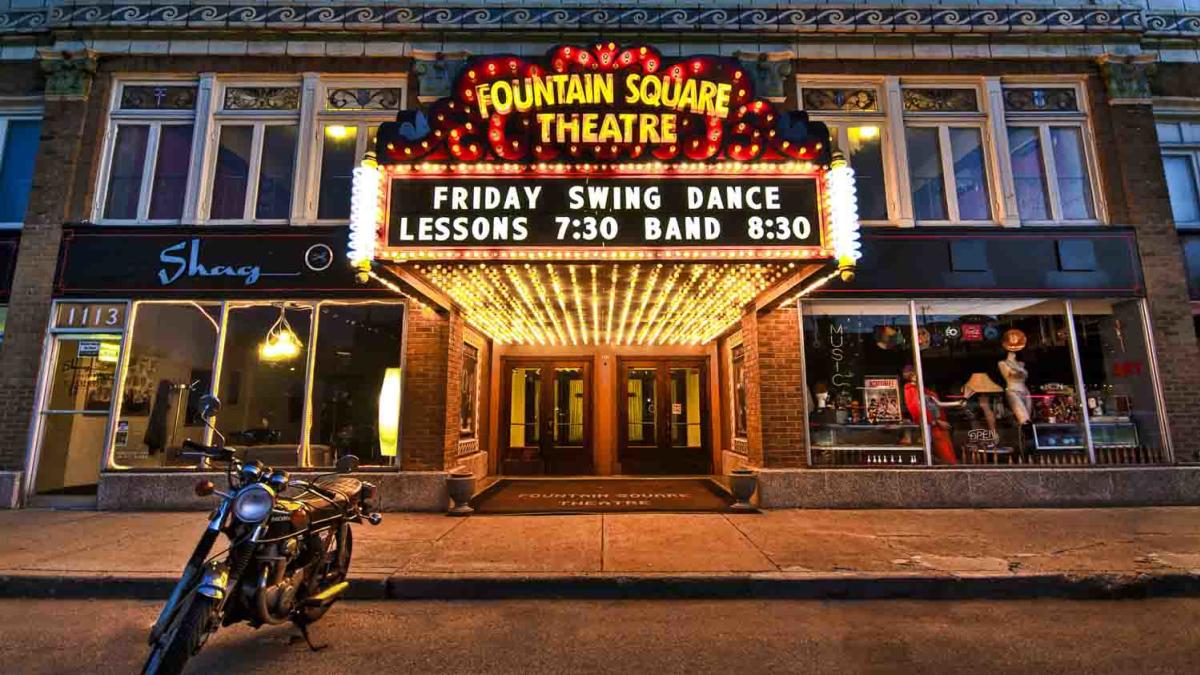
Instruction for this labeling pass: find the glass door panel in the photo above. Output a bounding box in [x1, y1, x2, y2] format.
[554, 367, 585, 445]
[34, 334, 122, 495]
[504, 366, 543, 474]
[626, 367, 658, 447]
[502, 361, 591, 475]
[670, 367, 703, 449]
[545, 364, 591, 475]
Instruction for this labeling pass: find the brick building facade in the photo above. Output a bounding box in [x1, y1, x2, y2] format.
[0, 1, 1198, 510]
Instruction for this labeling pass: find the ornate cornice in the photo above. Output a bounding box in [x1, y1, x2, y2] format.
[0, 4, 1197, 39]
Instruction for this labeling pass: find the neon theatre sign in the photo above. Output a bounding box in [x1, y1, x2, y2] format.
[348, 43, 862, 275]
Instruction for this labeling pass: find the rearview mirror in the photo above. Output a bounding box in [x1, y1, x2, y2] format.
[198, 394, 221, 420]
[335, 454, 360, 474]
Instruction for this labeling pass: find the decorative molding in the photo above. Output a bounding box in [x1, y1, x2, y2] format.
[1098, 54, 1155, 105]
[734, 51, 793, 102]
[38, 48, 97, 99]
[412, 51, 471, 103]
[0, 4, 1199, 39]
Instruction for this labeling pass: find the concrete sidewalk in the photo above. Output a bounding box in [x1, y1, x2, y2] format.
[1, 507, 1199, 599]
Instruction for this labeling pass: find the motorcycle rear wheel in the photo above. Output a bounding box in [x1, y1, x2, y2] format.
[143, 595, 215, 675]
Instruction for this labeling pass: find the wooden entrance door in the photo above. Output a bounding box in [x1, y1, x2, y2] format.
[500, 359, 592, 475]
[618, 358, 711, 475]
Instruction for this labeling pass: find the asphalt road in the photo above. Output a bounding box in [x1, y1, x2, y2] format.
[1, 598, 1198, 674]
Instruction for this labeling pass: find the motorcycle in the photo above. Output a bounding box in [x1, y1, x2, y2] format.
[143, 394, 382, 675]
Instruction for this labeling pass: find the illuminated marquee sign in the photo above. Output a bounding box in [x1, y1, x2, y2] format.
[355, 43, 861, 267]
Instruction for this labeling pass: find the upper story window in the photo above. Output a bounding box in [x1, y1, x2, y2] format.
[207, 84, 301, 223]
[0, 111, 43, 227]
[1003, 85, 1098, 223]
[1157, 118, 1200, 229]
[801, 85, 888, 222]
[902, 86, 993, 224]
[315, 82, 404, 222]
[97, 83, 196, 224]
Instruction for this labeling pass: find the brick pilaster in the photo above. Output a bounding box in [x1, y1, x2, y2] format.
[755, 305, 808, 468]
[0, 53, 99, 472]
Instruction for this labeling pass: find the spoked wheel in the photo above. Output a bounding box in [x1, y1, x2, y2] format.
[302, 523, 353, 623]
[143, 594, 216, 675]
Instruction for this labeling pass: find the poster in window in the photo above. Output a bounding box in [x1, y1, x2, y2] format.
[863, 376, 902, 423]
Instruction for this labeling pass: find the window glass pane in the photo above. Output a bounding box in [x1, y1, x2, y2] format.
[317, 124, 358, 220]
[256, 125, 297, 220]
[210, 125, 253, 219]
[102, 124, 149, 220]
[1156, 122, 1182, 144]
[847, 125, 887, 220]
[309, 303, 404, 466]
[802, 301, 924, 466]
[905, 127, 947, 221]
[147, 124, 193, 220]
[0, 119, 41, 223]
[116, 303, 221, 468]
[460, 343, 479, 436]
[217, 304, 312, 466]
[949, 127, 991, 221]
[1163, 155, 1200, 226]
[505, 367, 541, 472]
[1072, 299, 1165, 463]
[1007, 126, 1051, 221]
[914, 300, 1084, 466]
[1050, 127, 1095, 220]
[1184, 236, 1200, 299]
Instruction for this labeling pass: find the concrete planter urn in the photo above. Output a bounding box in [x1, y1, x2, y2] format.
[728, 468, 758, 511]
[446, 471, 475, 516]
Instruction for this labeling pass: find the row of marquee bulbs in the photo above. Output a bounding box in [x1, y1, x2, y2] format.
[416, 262, 793, 346]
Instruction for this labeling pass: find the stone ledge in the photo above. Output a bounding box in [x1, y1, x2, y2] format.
[96, 470, 448, 512]
[756, 466, 1200, 509]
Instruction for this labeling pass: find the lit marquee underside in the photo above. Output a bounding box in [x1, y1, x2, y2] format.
[412, 262, 799, 346]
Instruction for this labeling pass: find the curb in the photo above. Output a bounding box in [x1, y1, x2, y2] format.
[2, 572, 1198, 601]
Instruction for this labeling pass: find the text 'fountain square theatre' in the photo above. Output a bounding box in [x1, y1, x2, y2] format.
[13, 30, 1197, 510]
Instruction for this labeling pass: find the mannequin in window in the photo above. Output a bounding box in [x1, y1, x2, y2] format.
[902, 365, 964, 464]
[998, 329, 1032, 426]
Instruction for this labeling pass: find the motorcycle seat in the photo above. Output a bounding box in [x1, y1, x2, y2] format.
[292, 477, 362, 523]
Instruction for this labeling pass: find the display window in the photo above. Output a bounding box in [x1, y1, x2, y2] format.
[801, 301, 926, 466]
[799, 298, 1169, 467]
[1071, 299, 1167, 464]
[913, 299, 1086, 465]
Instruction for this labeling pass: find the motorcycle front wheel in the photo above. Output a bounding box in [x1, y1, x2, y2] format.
[143, 594, 215, 675]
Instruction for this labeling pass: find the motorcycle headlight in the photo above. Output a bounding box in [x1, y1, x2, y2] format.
[233, 483, 275, 522]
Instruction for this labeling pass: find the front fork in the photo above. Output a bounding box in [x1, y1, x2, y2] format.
[148, 501, 227, 645]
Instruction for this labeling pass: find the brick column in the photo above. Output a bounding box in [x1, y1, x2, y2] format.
[1097, 56, 1200, 460]
[0, 51, 97, 472]
[399, 303, 463, 472]
[755, 304, 808, 468]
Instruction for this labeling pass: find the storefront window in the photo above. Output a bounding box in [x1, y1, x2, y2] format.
[802, 301, 924, 466]
[115, 302, 221, 468]
[914, 300, 1085, 465]
[1071, 299, 1166, 464]
[309, 302, 404, 466]
[216, 303, 312, 466]
[731, 344, 747, 439]
[460, 343, 479, 437]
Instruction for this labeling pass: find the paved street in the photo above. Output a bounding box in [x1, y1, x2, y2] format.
[1, 598, 1198, 674]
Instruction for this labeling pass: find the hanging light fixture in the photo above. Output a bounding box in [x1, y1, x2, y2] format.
[258, 305, 304, 362]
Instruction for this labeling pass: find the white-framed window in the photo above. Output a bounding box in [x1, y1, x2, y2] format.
[1157, 117, 1200, 229]
[1002, 83, 1101, 224]
[901, 85, 996, 224]
[0, 108, 43, 228]
[94, 82, 198, 224]
[311, 79, 405, 223]
[799, 83, 891, 223]
[204, 82, 302, 223]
